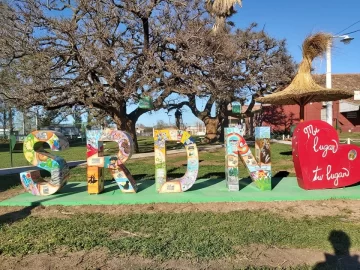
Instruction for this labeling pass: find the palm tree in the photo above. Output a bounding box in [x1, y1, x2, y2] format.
[205, 0, 242, 32]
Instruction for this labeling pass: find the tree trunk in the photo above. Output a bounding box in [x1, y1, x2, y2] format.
[113, 115, 140, 153]
[219, 114, 229, 142]
[217, 103, 228, 143]
[9, 108, 13, 134]
[249, 116, 254, 137]
[3, 107, 7, 138]
[124, 119, 139, 154]
[201, 116, 219, 143]
[22, 110, 26, 135]
[193, 102, 229, 143]
[245, 118, 250, 136]
[299, 104, 305, 121]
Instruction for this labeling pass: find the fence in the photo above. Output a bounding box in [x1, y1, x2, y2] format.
[339, 138, 360, 144]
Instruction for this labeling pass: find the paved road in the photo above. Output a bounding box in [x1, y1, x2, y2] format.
[270, 139, 292, 145]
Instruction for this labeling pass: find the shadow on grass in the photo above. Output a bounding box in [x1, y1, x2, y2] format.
[202, 172, 225, 179]
[0, 182, 91, 226]
[239, 177, 252, 191]
[346, 181, 360, 188]
[176, 160, 205, 167]
[133, 174, 150, 181]
[313, 230, 360, 269]
[0, 170, 52, 192]
[0, 205, 36, 226]
[137, 179, 155, 192]
[0, 164, 85, 192]
[272, 171, 290, 189]
[0, 174, 21, 192]
[103, 182, 121, 193]
[280, 151, 293, 156]
[103, 176, 155, 193]
[191, 178, 223, 191]
[236, 171, 290, 191]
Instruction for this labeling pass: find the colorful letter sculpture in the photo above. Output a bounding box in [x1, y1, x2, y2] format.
[154, 129, 199, 193]
[86, 129, 137, 194]
[254, 127, 271, 169]
[20, 131, 70, 196]
[225, 127, 271, 191]
[292, 120, 360, 190]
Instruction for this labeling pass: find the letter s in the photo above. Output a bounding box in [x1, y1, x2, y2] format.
[20, 131, 70, 196]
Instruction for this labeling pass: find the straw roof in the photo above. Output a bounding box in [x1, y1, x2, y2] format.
[256, 33, 354, 106]
[206, 0, 242, 17]
[206, 0, 242, 32]
[314, 73, 360, 105]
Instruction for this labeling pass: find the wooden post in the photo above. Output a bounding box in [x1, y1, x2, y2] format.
[299, 105, 305, 121]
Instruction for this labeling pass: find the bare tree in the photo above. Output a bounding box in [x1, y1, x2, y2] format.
[38, 107, 69, 127]
[0, 0, 212, 152]
[155, 120, 167, 129]
[0, 1, 294, 147]
[0, 68, 17, 136]
[165, 23, 296, 141]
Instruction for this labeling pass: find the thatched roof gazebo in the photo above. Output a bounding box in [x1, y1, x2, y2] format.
[256, 33, 354, 120]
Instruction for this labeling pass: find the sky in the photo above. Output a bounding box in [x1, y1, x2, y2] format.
[137, 0, 360, 127]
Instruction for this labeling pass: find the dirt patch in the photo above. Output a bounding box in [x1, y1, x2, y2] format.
[1, 200, 360, 221]
[0, 245, 359, 270]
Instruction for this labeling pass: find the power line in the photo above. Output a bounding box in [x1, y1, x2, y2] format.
[342, 29, 360, 36]
[335, 20, 360, 35]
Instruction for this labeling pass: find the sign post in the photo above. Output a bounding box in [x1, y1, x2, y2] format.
[139, 96, 154, 109]
[231, 102, 241, 114]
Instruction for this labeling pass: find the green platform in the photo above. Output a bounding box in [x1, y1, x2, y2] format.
[1, 177, 360, 206]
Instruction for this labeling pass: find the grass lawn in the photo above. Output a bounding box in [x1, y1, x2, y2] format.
[1, 210, 359, 259]
[340, 132, 360, 139]
[339, 132, 360, 145]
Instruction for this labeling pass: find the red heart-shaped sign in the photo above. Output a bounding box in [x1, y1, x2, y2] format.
[292, 120, 360, 190]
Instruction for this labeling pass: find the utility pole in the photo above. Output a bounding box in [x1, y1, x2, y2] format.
[325, 41, 332, 125]
[325, 35, 354, 125]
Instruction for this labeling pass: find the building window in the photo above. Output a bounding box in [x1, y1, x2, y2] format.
[347, 112, 357, 119]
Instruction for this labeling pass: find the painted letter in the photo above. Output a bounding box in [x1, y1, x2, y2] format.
[20, 131, 69, 196]
[154, 129, 199, 193]
[86, 129, 137, 194]
[224, 127, 272, 191]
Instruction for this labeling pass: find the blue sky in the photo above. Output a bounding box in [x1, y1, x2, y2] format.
[137, 0, 360, 127]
